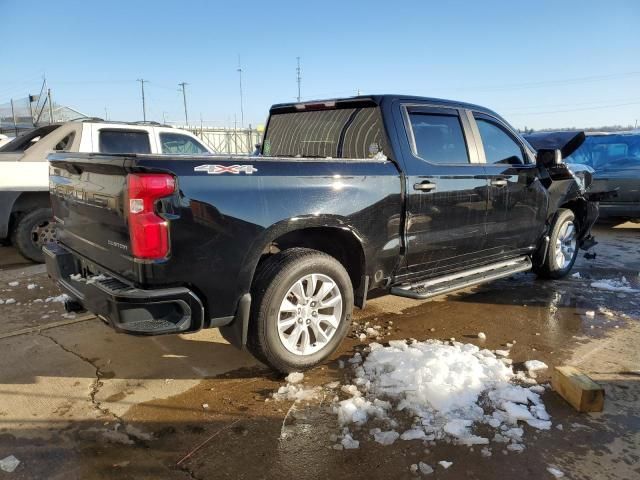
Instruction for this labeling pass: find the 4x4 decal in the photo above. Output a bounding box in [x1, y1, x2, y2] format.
[194, 164, 258, 175]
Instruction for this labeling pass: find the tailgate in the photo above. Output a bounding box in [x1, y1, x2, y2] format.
[49, 154, 135, 276]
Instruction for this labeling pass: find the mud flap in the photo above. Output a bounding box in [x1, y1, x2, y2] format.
[218, 293, 251, 349]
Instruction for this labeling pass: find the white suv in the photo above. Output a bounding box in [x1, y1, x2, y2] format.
[0, 120, 212, 262]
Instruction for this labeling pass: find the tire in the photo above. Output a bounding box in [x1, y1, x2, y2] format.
[11, 208, 56, 263]
[247, 248, 354, 373]
[534, 209, 579, 279]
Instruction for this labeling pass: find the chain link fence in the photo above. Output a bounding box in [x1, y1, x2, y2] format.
[0, 95, 87, 136]
[182, 126, 262, 154]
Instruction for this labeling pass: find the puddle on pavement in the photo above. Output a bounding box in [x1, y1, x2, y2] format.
[2, 225, 638, 478]
[94, 269, 638, 479]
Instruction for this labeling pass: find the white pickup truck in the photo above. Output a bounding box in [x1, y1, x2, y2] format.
[0, 120, 212, 262]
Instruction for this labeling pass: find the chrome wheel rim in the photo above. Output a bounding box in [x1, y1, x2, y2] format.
[554, 220, 576, 269]
[277, 273, 343, 356]
[31, 220, 56, 247]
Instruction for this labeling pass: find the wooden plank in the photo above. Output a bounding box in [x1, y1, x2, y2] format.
[552, 366, 605, 412]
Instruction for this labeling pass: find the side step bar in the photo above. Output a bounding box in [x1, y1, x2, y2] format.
[390, 256, 532, 300]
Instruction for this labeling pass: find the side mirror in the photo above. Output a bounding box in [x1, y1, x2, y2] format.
[537, 148, 562, 168]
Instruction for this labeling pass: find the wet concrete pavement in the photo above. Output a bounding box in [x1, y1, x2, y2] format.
[0, 223, 638, 479]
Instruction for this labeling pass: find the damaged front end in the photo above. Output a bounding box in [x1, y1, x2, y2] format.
[525, 131, 611, 252]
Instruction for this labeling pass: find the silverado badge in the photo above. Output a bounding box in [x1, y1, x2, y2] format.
[194, 164, 258, 175]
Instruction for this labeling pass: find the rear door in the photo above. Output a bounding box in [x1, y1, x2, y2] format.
[470, 111, 547, 255]
[398, 104, 490, 275]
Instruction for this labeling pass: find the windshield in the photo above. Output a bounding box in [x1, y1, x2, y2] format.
[565, 134, 640, 171]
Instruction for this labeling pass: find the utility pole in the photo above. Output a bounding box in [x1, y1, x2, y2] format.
[47, 88, 54, 123]
[237, 55, 244, 127]
[296, 56, 302, 102]
[178, 82, 189, 126]
[10, 98, 18, 136]
[104, 107, 108, 120]
[137, 79, 147, 122]
[162, 111, 168, 124]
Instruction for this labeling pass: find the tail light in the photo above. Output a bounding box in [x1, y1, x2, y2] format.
[127, 173, 176, 259]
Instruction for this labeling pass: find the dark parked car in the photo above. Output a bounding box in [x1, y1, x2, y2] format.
[45, 95, 599, 372]
[566, 131, 640, 222]
[528, 131, 640, 222]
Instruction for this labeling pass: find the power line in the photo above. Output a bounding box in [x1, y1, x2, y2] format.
[178, 82, 189, 125]
[452, 71, 640, 93]
[501, 97, 640, 112]
[137, 79, 147, 121]
[506, 101, 640, 117]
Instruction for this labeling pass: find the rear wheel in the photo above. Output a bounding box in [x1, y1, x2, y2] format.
[248, 248, 353, 373]
[534, 209, 579, 279]
[11, 208, 56, 263]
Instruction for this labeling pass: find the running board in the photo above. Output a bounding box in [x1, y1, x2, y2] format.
[390, 256, 532, 300]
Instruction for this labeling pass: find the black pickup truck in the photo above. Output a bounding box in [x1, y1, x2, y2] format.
[45, 95, 598, 372]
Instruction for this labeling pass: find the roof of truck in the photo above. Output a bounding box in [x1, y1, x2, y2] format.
[270, 94, 500, 116]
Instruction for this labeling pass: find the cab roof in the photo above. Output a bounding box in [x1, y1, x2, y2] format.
[270, 94, 500, 117]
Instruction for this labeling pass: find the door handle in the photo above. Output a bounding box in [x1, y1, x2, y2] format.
[490, 179, 508, 187]
[413, 181, 437, 192]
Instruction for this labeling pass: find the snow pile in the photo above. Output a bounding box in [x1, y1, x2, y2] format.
[350, 319, 393, 342]
[272, 372, 321, 402]
[285, 372, 304, 384]
[45, 294, 70, 303]
[524, 360, 548, 376]
[0, 455, 20, 473]
[334, 339, 551, 448]
[590, 277, 637, 293]
[547, 466, 564, 478]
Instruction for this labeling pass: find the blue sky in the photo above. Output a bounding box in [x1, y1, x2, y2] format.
[2, 0, 639, 130]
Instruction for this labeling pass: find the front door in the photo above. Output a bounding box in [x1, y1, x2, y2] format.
[399, 105, 490, 276]
[471, 112, 547, 256]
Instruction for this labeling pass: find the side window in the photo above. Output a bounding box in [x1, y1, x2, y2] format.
[408, 112, 470, 164]
[99, 130, 151, 154]
[54, 132, 75, 151]
[159, 133, 208, 154]
[475, 118, 524, 165]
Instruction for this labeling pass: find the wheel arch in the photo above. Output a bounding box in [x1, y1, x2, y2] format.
[558, 197, 592, 241]
[1, 191, 50, 239]
[240, 220, 367, 301]
[220, 219, 368, 350]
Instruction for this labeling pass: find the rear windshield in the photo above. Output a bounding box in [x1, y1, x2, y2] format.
[99, 129, 151, 154]
[0, 125, 61, 152]
[262, 106, 387, 158]
[565, 134, 640, 171]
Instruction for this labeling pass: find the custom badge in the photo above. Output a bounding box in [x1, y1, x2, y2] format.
[194, 164, 258, 175]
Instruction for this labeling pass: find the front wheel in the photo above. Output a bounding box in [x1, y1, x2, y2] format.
[247, 248, 354, 373]
[534, 208, 579, 279]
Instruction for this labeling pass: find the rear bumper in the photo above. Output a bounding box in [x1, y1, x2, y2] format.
[598, 202, 640, 219]
[44, 243, 204, 335]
